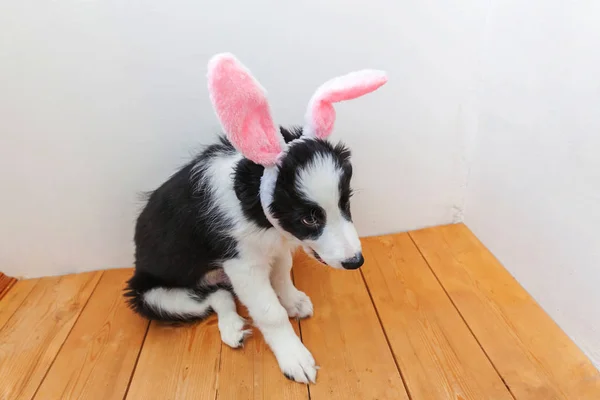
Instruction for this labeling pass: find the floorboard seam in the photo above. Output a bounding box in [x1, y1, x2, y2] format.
[292, 266, 312, 400]
[122, 319, 152, 400]
[407, 232, 517, 400]
[213, 341, 224, 400]
[359, 267, 413, 400]
[30, 271, 105, 400]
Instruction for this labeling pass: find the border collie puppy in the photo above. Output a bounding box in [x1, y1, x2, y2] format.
[126, 53, 387, 383]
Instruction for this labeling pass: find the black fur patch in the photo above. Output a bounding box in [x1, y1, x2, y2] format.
[233, 126, 306, 229]
[128, 139, 239, 323]
[270, 137, 354, 240]
[234, 158, 271, 229]
[279, 126, 304, 143]
[338, 163, 353, 220]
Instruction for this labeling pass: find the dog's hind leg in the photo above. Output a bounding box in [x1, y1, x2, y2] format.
[208, 289, 251, 348]
[126, 270, 249, 348]
[141, 286, 249, 348]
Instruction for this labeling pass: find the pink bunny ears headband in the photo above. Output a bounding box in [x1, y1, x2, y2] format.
[207, 53, 388, 166]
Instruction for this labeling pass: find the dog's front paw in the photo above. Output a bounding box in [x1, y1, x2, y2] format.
[281, 290, 313, 319]
[218, 314, 252, 348]
[275, 339, 317, 383]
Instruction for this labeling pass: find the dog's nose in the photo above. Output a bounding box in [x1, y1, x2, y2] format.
[341, 253, 364, 270]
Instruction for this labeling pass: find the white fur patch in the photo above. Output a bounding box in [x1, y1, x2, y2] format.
[144, 287, 211, 317]
[296, 153, 342, 210]
[296, 153, 362, 267]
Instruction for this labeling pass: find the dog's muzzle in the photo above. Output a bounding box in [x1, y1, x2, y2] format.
[341, 253, 364, 270]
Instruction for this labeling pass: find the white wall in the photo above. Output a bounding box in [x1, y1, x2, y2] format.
[465, 0, 600, 367]
[0, 1, 485, 277]
[1, 0, 598, 370]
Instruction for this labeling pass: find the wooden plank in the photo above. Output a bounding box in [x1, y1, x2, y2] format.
[0, 279, 39, 330]
[34, 269, 149, 400]
[0, 271, 103, 400]
[411, 224, 600, 400]
[126, 316, 222, 400]
[361, 234, 512, 399]
[217, 305, 308, 400]
[294, 251, 409, 400]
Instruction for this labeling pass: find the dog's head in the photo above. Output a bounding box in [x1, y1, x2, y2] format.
[270, 137, 362, 269]
[207, 53, 387, 269]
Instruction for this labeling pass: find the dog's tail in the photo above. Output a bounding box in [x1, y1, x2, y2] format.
[124, 271, 213, 323]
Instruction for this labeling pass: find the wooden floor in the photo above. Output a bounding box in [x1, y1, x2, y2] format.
[0, 224, 599, 400]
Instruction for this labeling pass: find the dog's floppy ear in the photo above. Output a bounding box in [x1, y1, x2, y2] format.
[207, 53, 284, 166]
[303, 70, 388, 139]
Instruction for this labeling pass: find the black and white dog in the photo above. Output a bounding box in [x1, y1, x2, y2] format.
[126, 53, 387, 383]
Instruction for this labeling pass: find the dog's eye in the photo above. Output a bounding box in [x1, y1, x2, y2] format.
[301, 216, 319, 227]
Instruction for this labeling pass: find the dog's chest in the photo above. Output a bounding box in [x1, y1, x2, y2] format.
[234, 224, 297, 265]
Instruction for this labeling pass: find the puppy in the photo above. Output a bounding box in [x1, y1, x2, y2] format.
[126, 53, 387, 383]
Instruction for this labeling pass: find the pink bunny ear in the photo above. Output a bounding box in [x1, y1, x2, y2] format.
[207, 53, 284, 166]
[304, 70, 388, 139]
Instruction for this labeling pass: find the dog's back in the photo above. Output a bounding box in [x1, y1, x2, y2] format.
[125, 138, 241, 322]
